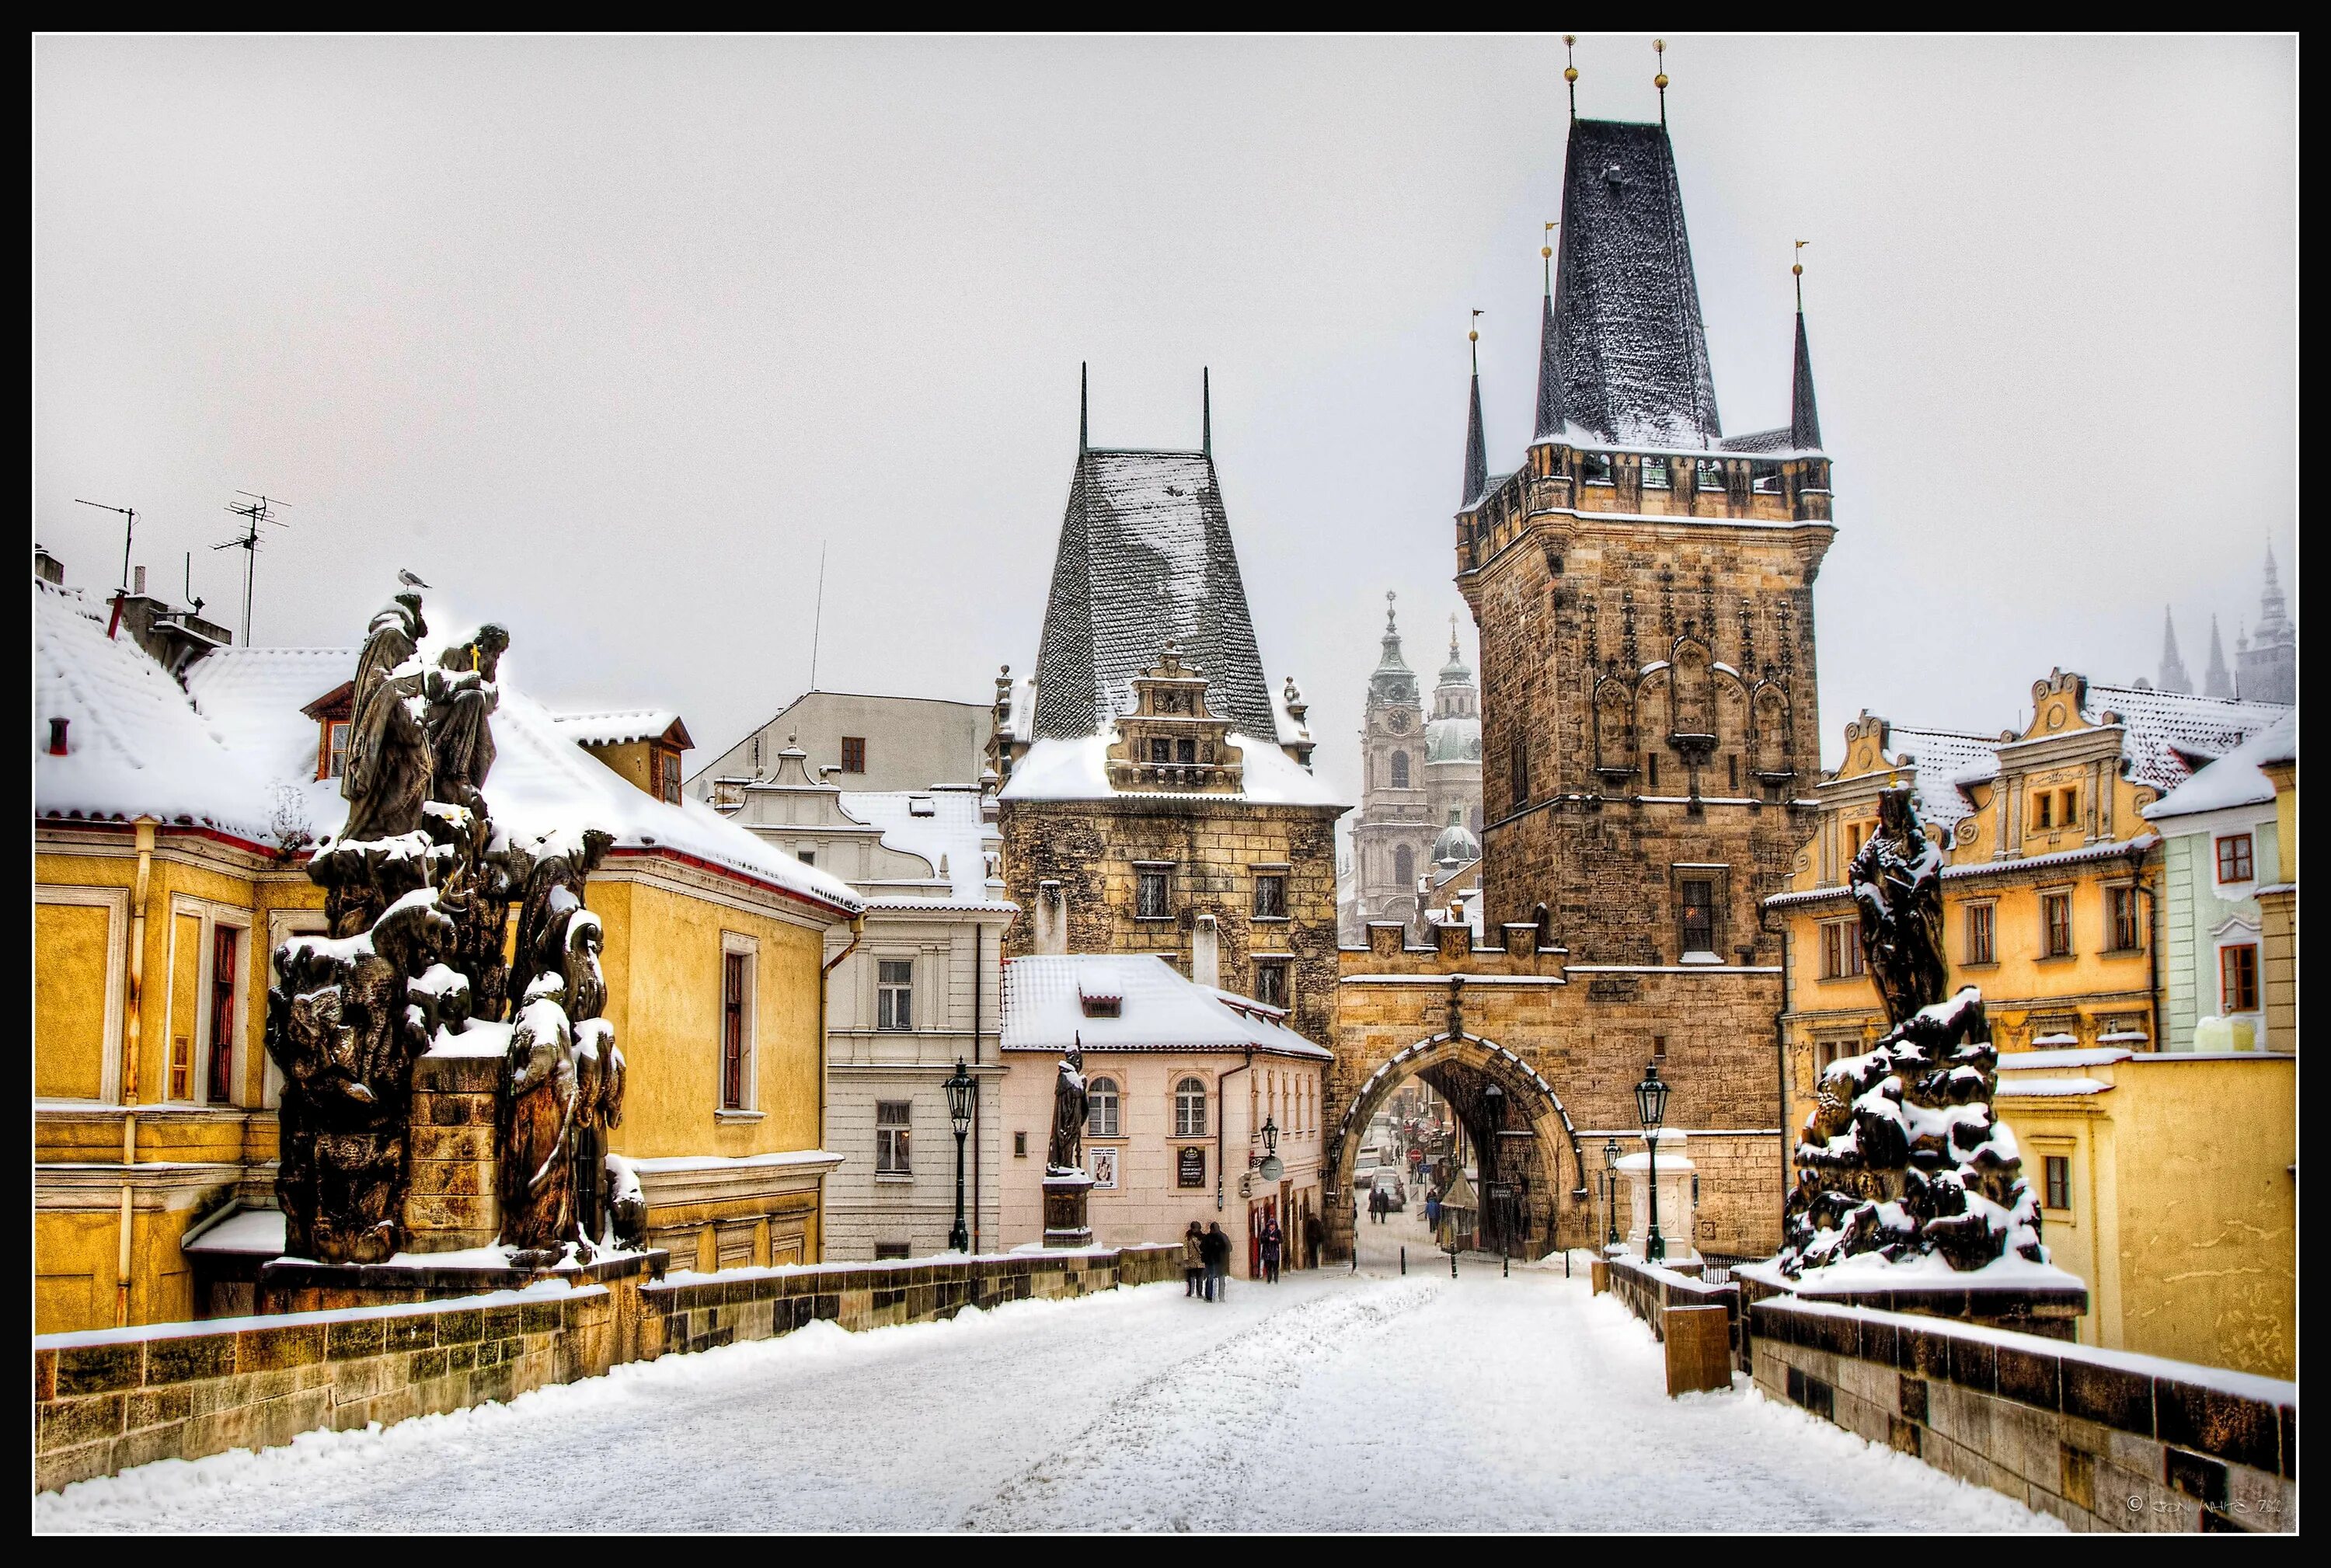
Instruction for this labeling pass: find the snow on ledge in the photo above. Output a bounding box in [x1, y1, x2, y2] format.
[33, 1278, 601, 1352]
[1995, 1047, 2133, 1071]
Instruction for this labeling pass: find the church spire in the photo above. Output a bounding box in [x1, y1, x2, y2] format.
[1535, 223, 1565, 441]
[2256, 541, 2291, 639]
[2158, 608, 2192, 694]
[1079, 361, 1089, 454]
[1201, 366, 1211, 458]
[2204, 615, 2234, 699]
[1463, 319, 1488, 505]
[1789, 243, 1822, 451]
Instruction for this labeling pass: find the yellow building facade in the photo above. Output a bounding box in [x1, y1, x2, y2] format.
[1768, 670, 2296, 1374]
[33, 572, 861, 1333]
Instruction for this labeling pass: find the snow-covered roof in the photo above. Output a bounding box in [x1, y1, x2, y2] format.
[1030, 448, 1276, 744]
[2143, 712, 2296, 823]
[47, 580, 861, 916]
[837, 786, 1008, 907]
[35, 579, 277, 841]
[1997, 1047, 2134, 1071]
[2083, 683, 2290, 795]
[1002, 953, 1330, 1060]
[551, 709, 689, 748]
[1878, 726, 1997, 830]
[998, 733, 1346, 810]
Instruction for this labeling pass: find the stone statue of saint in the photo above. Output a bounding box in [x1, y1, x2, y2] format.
[1848, 782, 1949, 1025]
[426, 624, 509, 814]
[340, 594, 432, 845]
[1047, 1044, 1089, 1175]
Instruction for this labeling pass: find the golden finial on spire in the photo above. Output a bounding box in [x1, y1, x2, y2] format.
[1654, 38, 1668, 123]
[1542, 219, 1558, 292]
[1563, 35, 1579, 119]
[1793, 239, 1808, 310]
[1469, 308, 1483, 371]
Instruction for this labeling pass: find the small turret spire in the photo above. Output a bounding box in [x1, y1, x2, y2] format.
[2158, 607, 2192, 695]
[1535, 222, 1564, 441]
[2204, 615, 2234, 699]
[1079, 361, 1089, 454]
[1563, 34, 1578, 121]
[1463, 315, 1489, 505]
[1201, 366, 1211, 458]
[1654, 38, 1668, 125]
[1789, 243, 1822, 451]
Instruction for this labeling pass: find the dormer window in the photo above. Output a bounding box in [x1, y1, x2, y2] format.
[1079, 991, 1122, 1019]
[908, 794, 936, 818]
[322, 720, 349, 779]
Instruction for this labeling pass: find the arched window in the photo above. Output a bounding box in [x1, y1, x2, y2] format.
[1394, 845, 1415, 887]
[1390, 751, 1411, 789]
[1175, 1076, 1208, 1138]
[1087, 1075, 1120, 1138]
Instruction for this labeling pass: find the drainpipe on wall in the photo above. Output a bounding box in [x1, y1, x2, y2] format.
[817, 913, 866, 1261]
[1774, 922, 1794, 1242]
[1215, 1050, 1254, 1214]
[119, 814, 159, 1326]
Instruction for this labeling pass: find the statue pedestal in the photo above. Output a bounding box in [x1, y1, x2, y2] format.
[1041, 1170, 1094, 1249]
[256, 1245, 666, 1315]
[402, 1051, 503, 1253]
[1615, 1128, 1699, 1265]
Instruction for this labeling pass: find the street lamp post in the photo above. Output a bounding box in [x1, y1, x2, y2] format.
[943, 1056, 977, 1253]
[1634, 1061, 1670, 1262]
[1602, 1136, 1622, 1249]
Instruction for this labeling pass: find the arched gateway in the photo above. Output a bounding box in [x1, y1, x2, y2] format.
[1324, 1027, 1587, 1264]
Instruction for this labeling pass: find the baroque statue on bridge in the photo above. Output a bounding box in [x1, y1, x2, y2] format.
[1047, 1044, 1089, 1176]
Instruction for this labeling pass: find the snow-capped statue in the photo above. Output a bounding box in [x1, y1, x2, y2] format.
[1779, 783, 2047, 1279]
[1047, 1044, 1089, 1176]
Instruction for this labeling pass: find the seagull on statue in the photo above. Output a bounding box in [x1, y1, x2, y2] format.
[398, 569, 431, 590]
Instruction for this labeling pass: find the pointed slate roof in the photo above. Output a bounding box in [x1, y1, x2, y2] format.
[1790, 312, 1823, 451]
[2203, 616, 2234, 699]
[2158, 608, 2192, 694]
[1533, 284, 1564, 440]
[1462, 364, 1489, 506]
[1551, 117, 1722, 448]
[1030, 445, 1276, 744]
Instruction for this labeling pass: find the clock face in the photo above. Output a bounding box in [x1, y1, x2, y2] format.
[1388, 713, 1409, 733]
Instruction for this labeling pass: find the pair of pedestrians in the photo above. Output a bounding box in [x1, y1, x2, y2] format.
[1182, 1221, 1232, 1301]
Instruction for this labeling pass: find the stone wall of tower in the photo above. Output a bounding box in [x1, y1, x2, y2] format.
[1462, 457, 1834, 963]
[998, 796, 1342, 1047]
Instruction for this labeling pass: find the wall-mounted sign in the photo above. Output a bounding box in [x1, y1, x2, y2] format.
[1177, 1146, 1207, 1189]
[1258, 1155, 1284, 1182]
[1089, 1146, 1119, 1190]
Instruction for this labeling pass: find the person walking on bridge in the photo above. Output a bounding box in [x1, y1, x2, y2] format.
[1201, 1221, 1231, 1301]
[1182, 1221, 1205, 1298]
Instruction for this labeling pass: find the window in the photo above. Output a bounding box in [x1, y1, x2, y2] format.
[2215, 833, 2255, 885]
[1254, 958, 1290, 1009]
[1642, 455, 1671, 490]
[876, 959, 914, 1031]
[1750, 460, 1781, 494]
[798, 848, 815, 867]
[1149, 737, 1173, 765]
[1511, 736, 1529, 805]
[721, 950, 751, 1110]
[1013, 1131, 1027, 1159]
[321, 720, 349, 780]
[1176, 737, 1196, 765]
[1392, 846, 1415, 888]
[1695, 458, 1725, 493]
[876, 1101, 912, 1175]
[1174, 1076, 1208, 1138]
[2220, 944, 2259, 1013]
[874, 1242, 911, 1260]
[2060, 786, 2078, 825]
[1253, 873, 1287, 920]
[2044, 1155, 2071, 1214]
[1728, 754, 1738, 791]
[1087, 1076, 1120, 1138]
[207, 925, 239, 1104]
[1581, 451, 1612, 485]
[1965, 902, 1996, 966]
[2108, 886, 2141, 952]
[1680, 880, 1715, 955]
[840, 737, 866, 774]
[1646, 751, 1660, 791]
[658, 750, 681, 806]
[1845, 821, 1866, 859]
[2043, 893, 2073, 958]
[1820, 920, 1862, 980]
[1389, 751, 1410, 789]
[1136, 867, 1172, 919]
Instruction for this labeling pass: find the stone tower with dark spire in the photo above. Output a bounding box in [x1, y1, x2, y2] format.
[2204, 616, 2235, 700]
[1456, 110, 1831, 962]
[2158, 608, 2193, 694]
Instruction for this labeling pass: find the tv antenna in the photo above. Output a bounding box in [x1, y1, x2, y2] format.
[808, 540, 829, 692]
[213, 490, 291, 645]
[73, 498, 138, 591]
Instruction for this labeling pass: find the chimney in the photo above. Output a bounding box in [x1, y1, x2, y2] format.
[47, 717, 69, 755]
[1035, 880, 1068, 955]
[33, 545, 64, 585]
[133, 564, 146, 595]
[1191, 913, 1220, 990]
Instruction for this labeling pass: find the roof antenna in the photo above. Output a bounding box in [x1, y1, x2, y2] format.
[213, 490, 291, 645]
[1201, 367, 1212, 458]
[1654, 38, 1668, 125]
[1563, 35, 1579, 121]
[74, 497, 137, 592]
[183, 551, 203, 616]
[1079, 361, 1089, 454]
[809, 539, 828, 692]
[1793, 239, 1808, 312]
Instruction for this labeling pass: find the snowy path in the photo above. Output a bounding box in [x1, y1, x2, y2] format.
[38, 1248, 2058, 1532]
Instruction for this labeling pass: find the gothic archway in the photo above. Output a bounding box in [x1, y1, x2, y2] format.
[1325, 1032, 1587, 1263]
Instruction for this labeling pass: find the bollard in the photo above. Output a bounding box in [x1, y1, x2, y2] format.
[1504, 1253, 1510, 1278]
[1565, 1249, 1571, 1278]
[1400, 1246, 1406, 1275]
[1449, 1249, 1458, 1279]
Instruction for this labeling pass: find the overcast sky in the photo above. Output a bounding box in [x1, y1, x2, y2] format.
[33, 34, 2296, 800]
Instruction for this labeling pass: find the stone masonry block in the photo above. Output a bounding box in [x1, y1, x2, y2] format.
[55, 1342, 144, 1396]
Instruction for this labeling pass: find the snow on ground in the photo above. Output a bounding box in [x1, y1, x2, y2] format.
[38, 1208, 2056, 1532]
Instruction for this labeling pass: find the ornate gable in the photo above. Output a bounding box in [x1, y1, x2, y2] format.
[1103, 643, 1244, 794]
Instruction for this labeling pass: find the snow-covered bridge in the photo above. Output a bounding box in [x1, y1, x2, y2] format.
[37, 1212, 2054, 1532]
